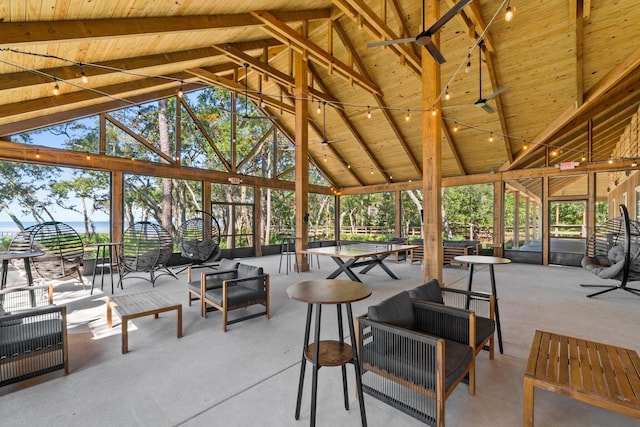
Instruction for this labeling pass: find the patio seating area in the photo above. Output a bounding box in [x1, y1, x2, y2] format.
[1, 255, 639, 426]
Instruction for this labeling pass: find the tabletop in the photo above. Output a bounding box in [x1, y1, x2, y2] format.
[299, 243, 419, 259]
[0, 251, 45, 261]
[287, 279, 371, 304]
[454, 255, 511, 265]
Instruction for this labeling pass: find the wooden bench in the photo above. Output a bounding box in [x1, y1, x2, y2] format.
[524, 330, 640, 426]
[443, 243, 479, 269]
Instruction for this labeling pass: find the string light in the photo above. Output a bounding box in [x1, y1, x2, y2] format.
[370, 168, 374, 175]
[505, 1, 515, 22]
[367, 106, 371, 119]
[177, 81, 184, 98]
[431, 106, 437, 117]
[79, 65, 89, 84]
[523, 143, 528, 150]
[36, 149, 40, 158]
[453, 122, 458, 132]
[347, 163, 351, 169]
[324, 154, 327, 162]
[465, 54, 472, 74]
[260, 96, 266, 108]
[405, 110, 411, 121]
[317, 101, 322, 115]
[52, 79, 60, 96]
[445, 87, 450, 101]
[489, 132, 494, 142]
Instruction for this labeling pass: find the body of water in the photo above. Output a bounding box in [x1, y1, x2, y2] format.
[0, 221, 111, 235]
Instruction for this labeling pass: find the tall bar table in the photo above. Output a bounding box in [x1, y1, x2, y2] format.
[88, 242, 123, 295]
[454, 255, 511, 354]
[287, 279, 371, 427]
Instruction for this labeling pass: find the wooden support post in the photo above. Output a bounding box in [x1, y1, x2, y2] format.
[294, 51, 310, 272]
[111, 171, 123, 244]
[422, 0, 442, 283]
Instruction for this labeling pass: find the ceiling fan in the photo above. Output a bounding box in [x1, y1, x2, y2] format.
[239, 63, 277, 125]
[472, 41, 510, 114]
[366, 0, 473, 64]
[316, 102, 345, 149]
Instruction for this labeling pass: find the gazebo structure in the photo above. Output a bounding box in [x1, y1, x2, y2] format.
[1, 1, 640, 282]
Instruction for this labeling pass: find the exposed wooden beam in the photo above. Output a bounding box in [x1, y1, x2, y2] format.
[0, 10, 331, 46]
[332, 0, 421, 75]
[0, 75, 202, 130]
[503, 51, 640, 171]
[309, 64, 390, 184]
[251, 10, 382, 96]
[449, 0, 496, 53]
[573, 0, 585, 107]
[442, 121, 466, 175]
[0, 139, 333, 195]
[105, 113, 176, 165]
[332, 20, 422, 177]
[186, 67, 295, 114]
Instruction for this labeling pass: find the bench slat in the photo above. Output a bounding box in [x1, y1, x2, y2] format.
[578, 338, 594, 394]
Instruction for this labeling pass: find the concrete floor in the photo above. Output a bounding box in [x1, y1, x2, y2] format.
[1, 254, 639, 427]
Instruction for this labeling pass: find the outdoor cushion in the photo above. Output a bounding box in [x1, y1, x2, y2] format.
[0, 319, 63, 357]
[362, 334, 473, 391]
[216, 259, 240, 280]
[407, 279, 444, 304]
[368, 291, 415, 330]
[236, 264, 264, 291]
[475, 316, 495, 347]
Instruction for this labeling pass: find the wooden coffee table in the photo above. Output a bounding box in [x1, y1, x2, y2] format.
[524, 330, 640, 426]
[107, 291, 182, 354]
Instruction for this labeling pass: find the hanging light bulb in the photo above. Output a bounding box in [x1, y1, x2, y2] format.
[52, 79, 60, 96]
[370, 168, 374, 175]
[453, 122, 459, 132]
[324, 154, 327, 162]
[36, 149, 40, 159]
[260, 96, 266, 108]
[367, 106, 371, 119]
[445, 87, 450, 101]
[551, 150, 558, 157]
[431, 106, 437, 117]
[177, 81, 184, 98]
[465, 54, 472, 74]
[347, 163, 351, 169]
[79, 65, 89, 84]
[489, 132, 494, 142]
[523, 143, 528, 150]
[405, 110, 411, 121]
[632, 159, 638, 167]
[581, 154, 586, 162]
[505, 3, 515, 22]
[608, 159, 613, 164]
[317, 101, 322, 115]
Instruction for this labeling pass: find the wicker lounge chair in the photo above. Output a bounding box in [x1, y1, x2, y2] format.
[9, 221, 85, 288]
[581, 204, 640, 298]
[120, 221, 177, 286]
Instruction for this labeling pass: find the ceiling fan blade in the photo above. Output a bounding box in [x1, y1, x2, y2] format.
[367, 37, 416, 48]
[422, 0, 473, 35]
[484, 86, 511, 101]
[480, 103, 495, 114]
[424, 41, 446, 64]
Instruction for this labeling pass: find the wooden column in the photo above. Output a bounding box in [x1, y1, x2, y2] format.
[294, 52, 310, 272]
[111, 171, 123, 244]
[422, 0, 442, 282]
[335, 194, 341, 243]
[493, 180, 504, 257]
[513, 191, 520, 249]
[254, 185, 263, 257]
[587, 172, 596, 238]
[542, 176, 550, 265]
[394, 190, 402, 237]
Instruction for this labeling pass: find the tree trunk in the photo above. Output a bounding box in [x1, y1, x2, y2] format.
[158, 99, 173, 233]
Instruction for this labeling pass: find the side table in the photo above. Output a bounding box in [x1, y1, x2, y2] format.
[287, 279, 371, 427]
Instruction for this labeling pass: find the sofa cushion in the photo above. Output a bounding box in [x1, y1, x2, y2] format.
[0, 319, 63, 357]
[215, 258, 240, 280]
[407, 279, 444, 304]
[475, 316, 495, 347]
[368, 291, 415, 330]
[236, 264, 264, 292]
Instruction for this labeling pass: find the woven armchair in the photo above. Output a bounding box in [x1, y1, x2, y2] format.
[408, 279, 496, 359]
[187, 258, 239, 315]
[202, 263, 270, 332]
[0, 286, 68, 386]
[358, 291, 475, 426]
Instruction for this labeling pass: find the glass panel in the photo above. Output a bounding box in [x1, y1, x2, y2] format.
[504, 178, 542, 252]
[234, 204, 253, 248]
[13, 117, 100, 152]
[309, 193, 335, 240]
[548, 201, 587, 264]
[401, 189, 423, 240]
[340, 193, 395, 241]
[442, 184, 494, 244]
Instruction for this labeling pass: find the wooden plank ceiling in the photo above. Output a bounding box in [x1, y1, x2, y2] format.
[1, 0, 640, 190]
